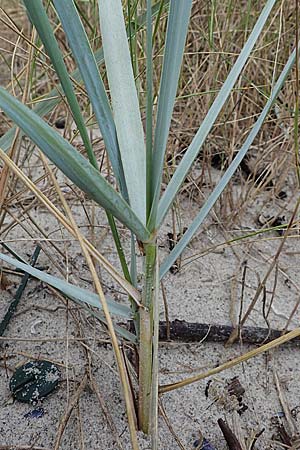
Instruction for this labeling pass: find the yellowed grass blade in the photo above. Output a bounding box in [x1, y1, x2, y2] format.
[40, 152, 139, 449]
[0, 147, 141, 305]
[159, 328, 300, 394]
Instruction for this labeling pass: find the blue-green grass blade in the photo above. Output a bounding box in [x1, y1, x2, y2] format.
[157, 0, 276, 228]
[82, 306, 137, 342]
[0, 88, 150, 242]
[53, 0, 126, 195]
[66, 298, 137, 342]
[145, 0, 153, 220]
[0, 1, 168, 154]
[23, 0, 97, 168]
[159, 44, 297, 279]
[45, 0, 129, 281]
[98, 0, 146, 224]
[0, 252, 132, 319]
[148, 0, 192, 230]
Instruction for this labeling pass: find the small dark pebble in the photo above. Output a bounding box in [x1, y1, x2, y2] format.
[238, 403, 248, 415]
[193, 438, 216, 450]
[55, 117, 66, 129]
[10, 360, 61, 403]
[24, 407, 45, 419]
[257, 215, 286, 235]
[205, 379, 212, 398]
[277, 190, 287, 199]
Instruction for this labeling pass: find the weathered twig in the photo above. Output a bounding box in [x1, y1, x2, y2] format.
[128, 320, 300, 346]
[53, 373, 88, 450]
[273, 369, 298, 438]
[158, 400, 186, 450]
[89, 372, 125, 450]
[218, 418, 242, 450]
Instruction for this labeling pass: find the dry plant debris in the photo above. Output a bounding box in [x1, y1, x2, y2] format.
[0, 1, 300, 449]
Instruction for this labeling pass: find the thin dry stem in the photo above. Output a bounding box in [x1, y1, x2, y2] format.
[53, 373, 88, 450]
[159, 327, 300, 394]
[0, 147, 141, 304]
[39, 152, 139, 449]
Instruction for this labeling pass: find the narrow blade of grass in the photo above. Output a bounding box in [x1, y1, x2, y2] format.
[0, 88, 150, 242]
[0, 1, 168, 153]
[157, 0, 276, 227]
[0, 252, 132, 319]
[98, 0, 146, 224]
[53, 0, 126, 194]
[159, 328, 300, 393]
[159, 43, 298, 279]
[82, 304, 137, 342]
[148, 0, 193, 230]
[146, 0, 153, 219]
[49, 0, 130, 288]
[23, 0, 97, 168]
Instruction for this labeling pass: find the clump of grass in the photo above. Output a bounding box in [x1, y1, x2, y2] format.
[0, 1, 299, 449]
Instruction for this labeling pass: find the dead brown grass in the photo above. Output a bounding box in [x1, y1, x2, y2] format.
[0, 2, 300, 448]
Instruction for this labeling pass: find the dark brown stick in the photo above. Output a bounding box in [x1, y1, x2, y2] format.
[217, 418, 243, 450]
[158, 320, 299, 345]
[127, 320, 299, 346]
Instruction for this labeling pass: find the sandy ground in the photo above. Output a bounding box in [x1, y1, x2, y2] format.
[1, 157, 300, 450]
[0, 4, 299, 445]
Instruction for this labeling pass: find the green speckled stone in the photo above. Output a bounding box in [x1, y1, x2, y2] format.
[10, 360, 61, 403]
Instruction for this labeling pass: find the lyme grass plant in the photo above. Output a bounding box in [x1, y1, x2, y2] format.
[0, 0, 299, 448]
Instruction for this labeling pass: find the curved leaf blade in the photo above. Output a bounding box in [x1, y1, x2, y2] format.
[0, 87, 150, 241]
[53, 0, 127, 196]
[99, 0, 146, 224]
[157, 0, 276, 227]
[23, 0, 97, 168]
[148, 0, 193, 230]
[0, 252, 132, 318]
[159, 44, 297, 279]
